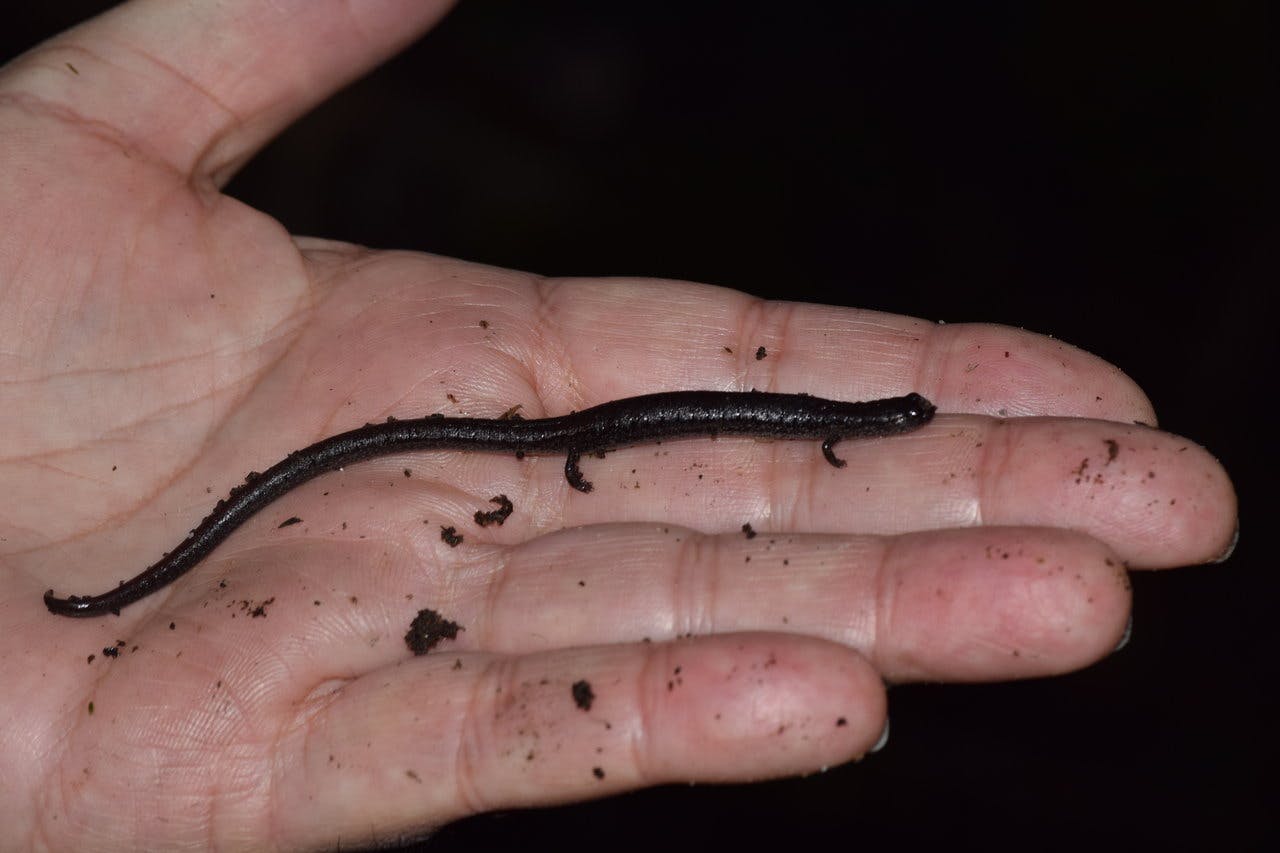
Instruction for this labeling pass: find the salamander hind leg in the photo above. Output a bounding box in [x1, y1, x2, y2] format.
[564, 448, 594, 493]
[821, 436, 848, 468]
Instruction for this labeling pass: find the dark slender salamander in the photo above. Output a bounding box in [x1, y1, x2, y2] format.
[44, 390, 935, 618]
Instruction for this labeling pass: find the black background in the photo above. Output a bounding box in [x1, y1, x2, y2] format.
[4, 3, 1274, 850]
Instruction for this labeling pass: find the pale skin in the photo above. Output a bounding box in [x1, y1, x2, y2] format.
[0, 1, 1237, 850]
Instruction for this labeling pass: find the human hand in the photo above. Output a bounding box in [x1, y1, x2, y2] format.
[0, 1, 1236, 849]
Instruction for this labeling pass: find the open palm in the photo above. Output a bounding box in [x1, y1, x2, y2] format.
[0, 2, 1236, 850]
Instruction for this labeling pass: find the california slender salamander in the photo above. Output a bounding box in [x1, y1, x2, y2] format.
[44, 390, 935, 617]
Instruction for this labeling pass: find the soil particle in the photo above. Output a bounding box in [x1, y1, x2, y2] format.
[404, 609, 465, 656]
[571, 680, 596, 711]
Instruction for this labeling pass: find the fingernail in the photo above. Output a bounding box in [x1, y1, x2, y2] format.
[1211, 521, 1239, 564]
[870, 717, 890, 754]
[1113, 614, 1133, 653]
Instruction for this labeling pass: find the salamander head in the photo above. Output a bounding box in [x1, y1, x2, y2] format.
[901, 393, 936, 424]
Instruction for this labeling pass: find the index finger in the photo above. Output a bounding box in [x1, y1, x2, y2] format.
[544, 276, 1155, 423]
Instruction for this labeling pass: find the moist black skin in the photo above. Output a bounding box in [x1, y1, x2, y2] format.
[44, 390, 935, 617]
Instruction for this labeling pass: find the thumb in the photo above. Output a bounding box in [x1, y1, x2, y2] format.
[0, 0, 457, 187]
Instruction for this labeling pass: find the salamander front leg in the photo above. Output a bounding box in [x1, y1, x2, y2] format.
[564, 448, 594, 493]
[821, 436, 847, 468]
